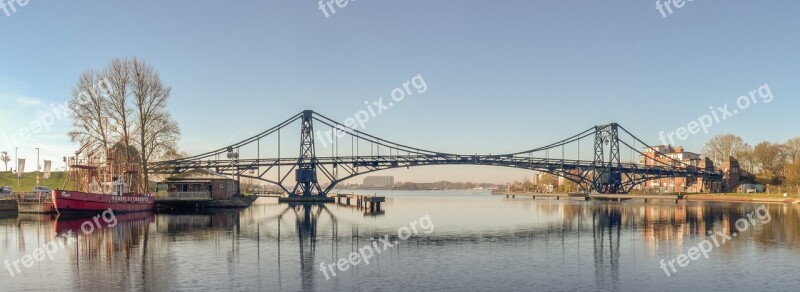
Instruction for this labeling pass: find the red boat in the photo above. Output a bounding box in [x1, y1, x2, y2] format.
[53, 179, 154, 214]
[53, 151, 154, 214]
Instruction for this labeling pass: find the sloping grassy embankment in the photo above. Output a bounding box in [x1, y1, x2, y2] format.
[0, 171, 73, 192]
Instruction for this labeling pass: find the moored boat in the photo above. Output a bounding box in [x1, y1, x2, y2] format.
[53, 179, 155, 215]
[0, 194, 18, 212]
[53, 151, 154, 215]
[16, 192, 56, 214]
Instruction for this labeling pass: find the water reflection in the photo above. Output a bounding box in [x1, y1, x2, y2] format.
[1, 194, 799, 290]
[55, 212, 154, 291]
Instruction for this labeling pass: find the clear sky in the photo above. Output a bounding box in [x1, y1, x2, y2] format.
[1, 1, 798, 183]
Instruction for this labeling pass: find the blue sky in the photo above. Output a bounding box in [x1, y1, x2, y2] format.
[0, 1, 797, 182]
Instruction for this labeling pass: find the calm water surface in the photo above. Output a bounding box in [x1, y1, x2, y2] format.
[1, 190, 799, 291]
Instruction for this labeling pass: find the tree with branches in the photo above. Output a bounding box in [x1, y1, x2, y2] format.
[784, 137, 800, 164]
[130, 57, 180, 191]
[752, 141, 787, 184]
[68, 57, 180, 192]
[0, 151, 9, 171]
[702, 134, 751, 168]
[68, 70, 114, 157]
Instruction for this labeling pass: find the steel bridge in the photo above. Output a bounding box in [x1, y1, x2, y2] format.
[150, 110, 722, 197]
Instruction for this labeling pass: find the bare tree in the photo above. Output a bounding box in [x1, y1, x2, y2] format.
[752, 141, 787, 184]
[0, 151, 9, 171]
[68, 70, 113, 157]
[130, 58, 180, 192]
[702, 134, 751, 167]
[161, 148, 189, 161]
[785, 159, 800, 191]
[784, 137, 800, 164]
[103, 58, 134, 164]
[141, 111, 180, 166]
[737, 147, 757, 174]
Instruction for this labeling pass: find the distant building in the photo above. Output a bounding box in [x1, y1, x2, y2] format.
[721, 157, 741, 192]
[363, 176, 394, 188]
[158, 177, 239, 200]
[640, 145, 739, 193]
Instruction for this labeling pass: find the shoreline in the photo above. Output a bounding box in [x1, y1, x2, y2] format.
[492, 191, 800, 204]
[683, 193, 799, 204]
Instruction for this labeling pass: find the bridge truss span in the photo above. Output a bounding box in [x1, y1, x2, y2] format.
[150, 110, 722, 197]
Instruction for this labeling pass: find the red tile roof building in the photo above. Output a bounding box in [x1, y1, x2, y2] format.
[639, 145, 739, 193]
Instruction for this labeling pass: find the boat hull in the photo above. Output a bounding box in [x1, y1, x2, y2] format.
[0, 197, 17, 212]
[52, 190, 155, 214]
[18, 201, 56, 213]
[15, 193, 56, 214]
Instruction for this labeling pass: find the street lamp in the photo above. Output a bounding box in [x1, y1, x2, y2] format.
[36, 147, 39, 186]
[15, 147, 18, 189]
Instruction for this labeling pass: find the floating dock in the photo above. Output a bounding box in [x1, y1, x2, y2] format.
[493, 192, 683, 203]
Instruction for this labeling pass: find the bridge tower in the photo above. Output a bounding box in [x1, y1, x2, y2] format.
[591, 123, 623, 193]
[291, 110, 325, 197]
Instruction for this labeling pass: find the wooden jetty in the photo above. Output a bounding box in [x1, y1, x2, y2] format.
[335, 193, 385, 215]
[493, 192, 683, 203]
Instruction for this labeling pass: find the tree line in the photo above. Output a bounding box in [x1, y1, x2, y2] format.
[68, 57, 180, 191]
[702, 134, 800, 188]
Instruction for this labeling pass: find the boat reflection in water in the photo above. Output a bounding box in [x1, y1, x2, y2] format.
[53, 211, 154, 236]
[155, 208, 242, 232]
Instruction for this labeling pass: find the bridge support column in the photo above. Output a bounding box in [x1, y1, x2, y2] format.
[591, 123, 623, 194]
[291, 110, 325, 198]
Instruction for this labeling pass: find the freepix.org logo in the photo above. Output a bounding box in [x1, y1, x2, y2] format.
[657, 205, 771, 277]
[0, 0, 29, 18]
[655, 0, 694, 18]
[319, 214, 434, 280]
[318, 0, 355, 18]
[657, 83, 773, 146]
[4, 208, 118, 277]
[1, 77, 111, 150]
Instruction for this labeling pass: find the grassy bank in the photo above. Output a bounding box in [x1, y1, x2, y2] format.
[0, 171, 73, 192]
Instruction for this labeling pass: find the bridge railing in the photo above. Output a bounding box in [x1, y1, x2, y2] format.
[156, 191, 212, 201]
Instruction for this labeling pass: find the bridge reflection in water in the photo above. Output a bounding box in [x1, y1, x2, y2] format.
[1, 196, 799, 290]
